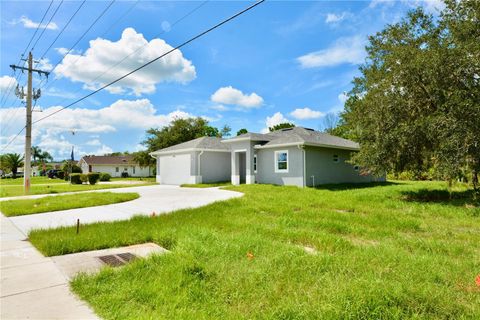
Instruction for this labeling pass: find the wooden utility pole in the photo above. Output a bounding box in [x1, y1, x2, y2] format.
[10, 52, 49, 194]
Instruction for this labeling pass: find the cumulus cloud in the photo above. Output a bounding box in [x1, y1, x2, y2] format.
[0, 75, 17, 94]
[261, 112, 293, 133]
[211, 86, 263, 108]
[55, 28, 196, 96]
[325, 12, 351, 24]
[0, 99, 194, 158]
[17, 16, 58, 30]
[338, 92, 348, 104]
[290, 107, 325, 120]
[297, 36, 366, 68]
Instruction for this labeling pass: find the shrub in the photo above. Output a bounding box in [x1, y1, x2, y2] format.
[99, 172, 111, 181]
[56, 171, 65, 179]
[80, 174, 88, 183]
[87, 173, 100, 185]
[121, 172, 129, 178]
[70, 173, 82, 184]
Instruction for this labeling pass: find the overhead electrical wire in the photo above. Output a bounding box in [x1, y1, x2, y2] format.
[31, 0, 64, 52]
[39, 0, 207, 98]
[33, 0, 265, 125]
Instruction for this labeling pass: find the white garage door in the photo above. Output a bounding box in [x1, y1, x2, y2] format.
[159, 154, 191, 185]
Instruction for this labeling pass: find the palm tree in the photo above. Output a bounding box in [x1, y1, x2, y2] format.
[3, 153, 24, 179]
[31, 146, 42, 165]
[39, 151, 53, 163]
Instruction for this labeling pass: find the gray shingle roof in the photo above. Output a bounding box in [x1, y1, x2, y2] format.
[150, 136, 230, 154]
[80, 155, 137, 165]
[223, 127, 359, 150]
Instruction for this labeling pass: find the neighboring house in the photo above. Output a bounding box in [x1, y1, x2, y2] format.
[78, 155, 151, 177]
[150, 127, 384, 187]
[149, 137, 231, 185]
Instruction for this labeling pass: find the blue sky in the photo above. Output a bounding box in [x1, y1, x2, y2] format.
[0, 0, 444, 160]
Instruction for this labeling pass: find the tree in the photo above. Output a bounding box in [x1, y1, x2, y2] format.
[39, 151, 53, 163]
[133, 150, 155, 168]
[321, 112, 340, 135]
[237, 128, 248, 136]
[338, 1, 480, 191]
[31, 146, 42, 165]
[220, 125, 232, 138]
[142, 117, 228, 152]
[269, 123, 295, 132]
[2, 153, 24, 178]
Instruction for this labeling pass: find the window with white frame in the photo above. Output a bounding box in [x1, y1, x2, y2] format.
[253, 154, 257, 173]
[115, 167, 119, 172]
[133, 166, 136, 174]
[275, 150, 288, 173]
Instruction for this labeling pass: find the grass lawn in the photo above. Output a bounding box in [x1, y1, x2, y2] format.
[0, 181, 155, 198]
[0, 192, 139, 216]
[0, 176, 67, 185]
[110, 177, 156, 183]
[29, 181, 480, 319]
[181, 181, 231, 188]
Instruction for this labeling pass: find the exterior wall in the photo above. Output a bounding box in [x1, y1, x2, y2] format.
[86, 164, 150, 177]
[305, 146, 382, 186]
[256, 146, 304, 187]
[79, 160, 89, 174]
[197, 151, 231, 183]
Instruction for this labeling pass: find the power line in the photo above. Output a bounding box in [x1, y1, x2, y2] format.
[1, 126, 26, 152]
[33, 0, 265, 125]
[45, 0, 116, 77]
[40, 0, 207, 98]
[39, 0, 87, 61]
[0, 1, 53, 107]
[31, 0, 64, 52]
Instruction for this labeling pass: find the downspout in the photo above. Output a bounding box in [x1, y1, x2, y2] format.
[150, 153, 157, 180]
[298, 144, 306, 188]
[197, 150, 204, 183]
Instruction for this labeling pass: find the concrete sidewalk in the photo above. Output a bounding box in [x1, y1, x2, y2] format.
[7, 185, 243, 234]
[0, 214, 98, 319]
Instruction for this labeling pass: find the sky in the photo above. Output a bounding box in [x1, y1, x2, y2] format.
[0, 0, 445, 160]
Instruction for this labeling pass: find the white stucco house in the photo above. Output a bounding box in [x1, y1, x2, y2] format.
[78, 155, 151, 177]
[150, 127, 384, 187]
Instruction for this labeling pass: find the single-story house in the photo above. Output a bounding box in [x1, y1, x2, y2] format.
[150, 127, 384, 187]
[78, 155, 151, 177]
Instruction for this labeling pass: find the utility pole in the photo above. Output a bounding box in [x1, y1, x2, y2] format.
[11, 52, 49, 194]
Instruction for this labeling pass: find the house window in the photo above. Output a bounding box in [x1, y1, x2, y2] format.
[333, 154, 339, 163]
[124, 167, 128, 171]
[115, 167, 119, 172]
[133, 167, 135, 174]
[253, 154, 257, 173]
[275, 150, 288, 173]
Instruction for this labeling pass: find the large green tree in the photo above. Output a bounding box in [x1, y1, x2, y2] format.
[269, 123, 295, 132]
[141, 117, 230, 156]
[339, 0, 479, 190]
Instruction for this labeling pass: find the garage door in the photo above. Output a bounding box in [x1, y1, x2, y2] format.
[159, 153, 191, 185]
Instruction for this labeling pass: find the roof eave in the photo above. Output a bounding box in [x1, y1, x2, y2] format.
[150, 148, 230, 156]
[254, 142, 360, 151]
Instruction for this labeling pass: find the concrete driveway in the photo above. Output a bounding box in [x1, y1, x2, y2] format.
[6, 185, 243, 234]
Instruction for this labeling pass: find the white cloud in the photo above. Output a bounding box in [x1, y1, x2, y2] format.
[0, 99, 194, 158]
[369, 0, 394, 9]
[210, 104, 229, 111]
[211, 86, 263, 108]
[325, 12, 351, 24]
[297, 36, 366, 68]
[338, 92, 348, 104]
[261, 112, 293, 133]
[0, 75, 17, 94]
[36, 58, 52, 71]
[55, 28, 196, 96]
[370, 0, 445, 14]
[18, 16, 58, 30]
[290, 108, 325, 120]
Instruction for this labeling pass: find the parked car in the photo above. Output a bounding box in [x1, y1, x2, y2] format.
[47, 169, 60, 179]
[2, 171, 24, 178]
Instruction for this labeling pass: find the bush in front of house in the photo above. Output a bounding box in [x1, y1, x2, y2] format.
[99, 172, 111, 181]
[80, 174, 88, 184]
[70, 173, 82, 184]
[56, 171, 65, 179]
[87, 173, 100, 185]
[121, 172, 129, 178]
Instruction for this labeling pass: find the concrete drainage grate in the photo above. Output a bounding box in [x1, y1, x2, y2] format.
[97, 253, 137, 267]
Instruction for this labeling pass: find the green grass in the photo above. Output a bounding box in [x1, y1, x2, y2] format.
[181, 181, 231, 188]
[0, 192, 139, 216]
[0, 176, 67, 185]
[0, 181, 155, 198]
[29, 181, 480, 319]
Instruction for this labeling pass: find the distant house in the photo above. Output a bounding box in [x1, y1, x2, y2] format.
[150, 127, 384, 186]
[78, 155, 151, 177]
